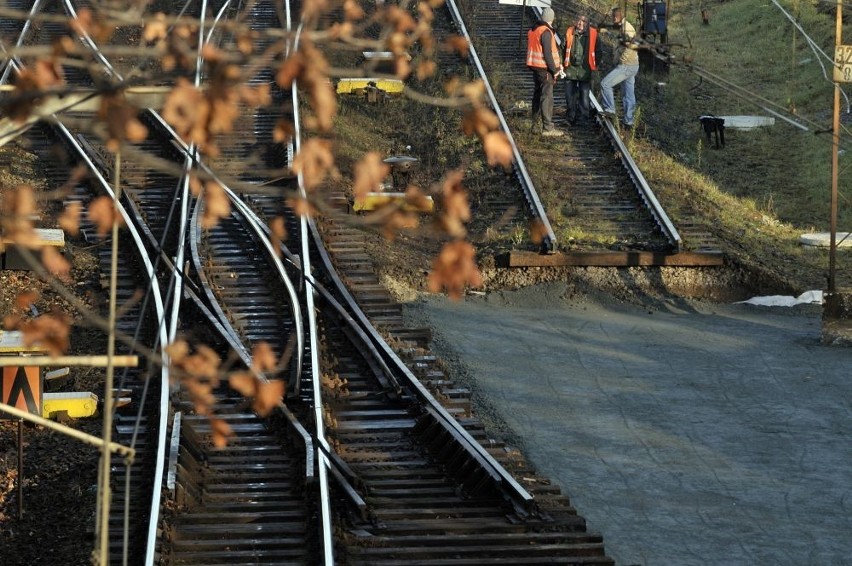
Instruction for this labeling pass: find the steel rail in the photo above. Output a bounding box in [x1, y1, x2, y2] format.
[56, 122, 171, 566]
[590, 93, 682, 250]
[524, 6, 682, 251]
[149, 106, 309, 396]
[2, 21, 171, 558]
[0, 0, 47, 85]
[444, 0, 557, 253]
[305, 219, 536, 513]
[291, 9, 336, 561]
[60, 7, 198, 560]
[184, 188, 315, 479]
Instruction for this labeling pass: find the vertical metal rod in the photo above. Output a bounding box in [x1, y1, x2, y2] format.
[97, 149, 122, 565]
[830, 0, 842, 293]
[520, 2, 528, 51]
[17, 419, 23, 519]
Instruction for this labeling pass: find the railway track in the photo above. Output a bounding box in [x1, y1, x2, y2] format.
[456, 0, 724, 266]
[1, 1, 172, 562]
[1, 0, 755, 563]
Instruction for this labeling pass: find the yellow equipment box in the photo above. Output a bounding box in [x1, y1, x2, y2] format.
[43, 392, 99, 419]
[336, 78, 404, 95]
[353, 192, 434, 213]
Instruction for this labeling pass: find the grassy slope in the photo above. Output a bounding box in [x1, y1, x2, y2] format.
[626, 0, 852, 291]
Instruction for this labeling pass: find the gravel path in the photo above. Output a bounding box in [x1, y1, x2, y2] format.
[404, 282, 852, 566]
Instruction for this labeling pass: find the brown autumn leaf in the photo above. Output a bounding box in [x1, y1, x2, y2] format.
[165, 339, 190, 364]
[182, 344, 221, 382]
[310, 80, 337, 132]
[427, 241, 482, 300]
[32, 59, 65, 89]
[236, 30, 258, 55]
[185, 378, 215, 415]
[530, 218, 548, 245]
[292, 138, 334, 191]
[69, 7, 114, 43]
[3, 315, 22, 331]
[462, 80, 486, 105]
[328, 22, 355, 40]
[251, 342, 277, 373]
[405, 186, 433, 211]
[188, 174, 203, 197]
[201, 180, 231, 229]
[162, 78, 212, 151]
[461, 107, 499, 138]
[439, 170, 470, 238]
[42, 246, 71, 281]
[142, 12, 168, 43]
[98, 93, 148, 152]
[343, 0, 365, 20]
[18, 311, 71, 356]
[7, 61, 64, 121]
[253, 380, 285, 416]
[417, 2, 435, 23]
[58, 201, 82, 236]
[276, 52, 304, 89]
[270, 216, 287, 241]
[273, 119, 295, 143]
[395, 56, 412, 80]
[239, 84, 271, 107]
[386, 6, 417, 32]
[286, 197, 317, 218]
[14, 291, 39, 310]
[444, 35, 470, 57]
[379, 209, 419, 240]
[87, 196, 122, 236]
[482, 131, 513, 169]
[269, 216, 287, 257]
[301, 0, 331, 21]
[210, 418, 234, 449]
[228, 371, 257, 397]
[352, 152, 389, 201]
[416, 60, 437, 81]
[1, 185, 38, 246]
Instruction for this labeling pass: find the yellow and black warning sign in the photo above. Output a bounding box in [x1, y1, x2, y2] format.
[1, 365, 43, 417]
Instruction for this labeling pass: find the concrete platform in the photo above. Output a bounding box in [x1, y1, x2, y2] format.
[406, 284, 852, 565]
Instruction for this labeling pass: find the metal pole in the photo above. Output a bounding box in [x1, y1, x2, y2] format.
[17, 419, 23, 519]
[520, 0, 528, 50]
[830, 0, 842, 293]
[97, 149, 122, 565]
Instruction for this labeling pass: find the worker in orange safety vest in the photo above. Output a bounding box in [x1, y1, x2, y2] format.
[526, 7, 564, 137]
[562, 14, 600, 125]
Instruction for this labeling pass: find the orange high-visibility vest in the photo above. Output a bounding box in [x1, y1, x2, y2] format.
[526, 24, 560, 69]
[564, 26, 598, 71]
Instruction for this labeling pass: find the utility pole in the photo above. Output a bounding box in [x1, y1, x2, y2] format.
[830, 0, 842, 293]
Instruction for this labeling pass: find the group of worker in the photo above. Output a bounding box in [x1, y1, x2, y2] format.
[527, 6, 639, 137]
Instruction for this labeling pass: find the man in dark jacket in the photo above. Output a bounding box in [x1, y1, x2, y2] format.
[563, 14, 600, 125]
[526, 7, 564, 137]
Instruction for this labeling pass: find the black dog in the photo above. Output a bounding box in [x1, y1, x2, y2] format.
[699, 115, 725, 148]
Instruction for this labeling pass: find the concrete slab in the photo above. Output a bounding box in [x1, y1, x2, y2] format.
[799, 232, 852, 247]
[405, 283, 852, 565]
[718, 115, 775, 129]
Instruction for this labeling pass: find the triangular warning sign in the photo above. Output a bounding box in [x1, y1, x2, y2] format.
[2, 365, 42, 416]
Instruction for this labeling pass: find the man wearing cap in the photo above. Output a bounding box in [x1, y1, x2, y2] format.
[526, 7, 564, 137]
[599, 6, 640, 127]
